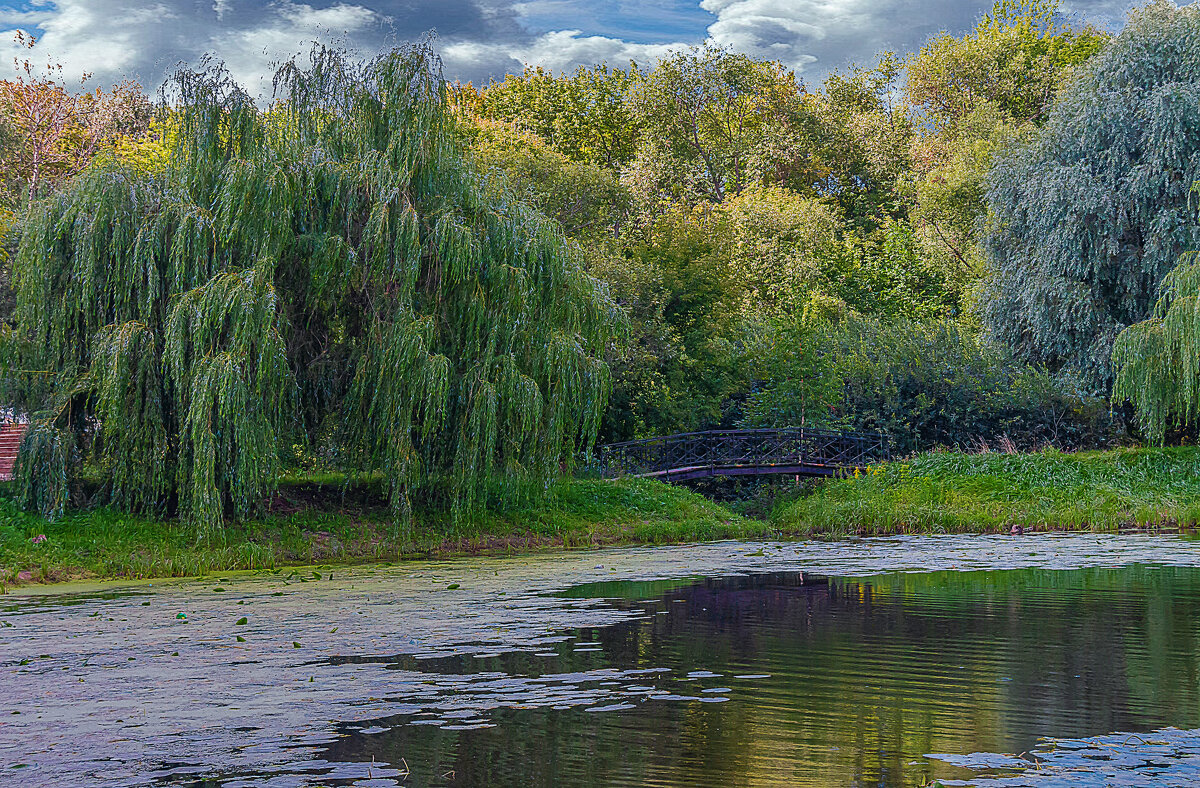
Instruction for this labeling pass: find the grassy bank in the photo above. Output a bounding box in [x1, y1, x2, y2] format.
[7, 446, 1200, 587]
[774, 446, 1200, 536]
[0, 477, 763, 587]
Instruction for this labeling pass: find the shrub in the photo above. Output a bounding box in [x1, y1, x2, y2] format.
[743, 316, 1115, 455]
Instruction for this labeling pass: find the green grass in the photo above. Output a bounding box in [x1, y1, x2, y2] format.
[774, 446, 1200, 536]
[7, 445, 1200, 587]
[0, 477, 758, 587]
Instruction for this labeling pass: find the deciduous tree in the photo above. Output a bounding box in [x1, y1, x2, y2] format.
[625, 45, 806, 207]
[11, 45, 616, 531]
[479, 63, 642, 169]
[905, 0, 1107, 130]
[982, 0, 1200, 392]
[0, 33, 151, 202]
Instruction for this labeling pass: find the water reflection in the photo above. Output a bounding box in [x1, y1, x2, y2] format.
[319, 567, 1200, 787]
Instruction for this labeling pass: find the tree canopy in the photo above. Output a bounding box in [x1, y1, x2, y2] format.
[9, 44, 616, 531]
[4, 0, 1162, 530]
[452, 0, 1108, 446]
[905, 0, 1106, 130]
[0, 34, 153, 342]
[981, 0, 1200, 392]
[475, 63, 642, 170]
[1113, 242, 1200, 444]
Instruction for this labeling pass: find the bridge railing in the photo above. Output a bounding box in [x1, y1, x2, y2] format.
[598, 427, 890, 479]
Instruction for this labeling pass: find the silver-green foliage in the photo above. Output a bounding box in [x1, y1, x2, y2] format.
[982, 1, 1200, 392]
[11, 44, 616, 532]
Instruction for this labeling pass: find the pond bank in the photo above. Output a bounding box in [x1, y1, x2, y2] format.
[3, 446, 1199, 588]
[776, 445, 1200, 536]
[0, 478, 766, 588]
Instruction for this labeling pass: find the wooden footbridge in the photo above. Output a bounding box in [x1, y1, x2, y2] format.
[599, 427, 890, 482]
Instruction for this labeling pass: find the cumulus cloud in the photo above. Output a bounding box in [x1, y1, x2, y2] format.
[217, 2, 382, 92]
[703, 0, 985, 78]
[0, 1, 388, 93]
[1062, 0, 1139, 30]
[699, 0, 1144, 81]
[0, 1, 177, 84]
[0, 0, 1141, 94]
[440, 28, 679, 85]
[703, 0, 844, 68]
[0, 0, 526, 92]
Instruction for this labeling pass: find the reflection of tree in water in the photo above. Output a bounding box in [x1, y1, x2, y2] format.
[321, 568, 1200, 788]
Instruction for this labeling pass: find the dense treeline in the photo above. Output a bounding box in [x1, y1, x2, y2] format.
[460, 0, 1199, 450]
[459, 0, 1121, 445]
[2, 0, 1199, 526]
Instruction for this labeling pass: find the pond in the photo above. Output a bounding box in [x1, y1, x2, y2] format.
[5, 535, 1200, 787]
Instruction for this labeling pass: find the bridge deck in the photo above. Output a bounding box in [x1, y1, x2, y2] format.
[600, 428, 889, 482]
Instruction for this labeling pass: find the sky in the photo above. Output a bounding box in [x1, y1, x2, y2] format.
[0, 0, 1144, 95]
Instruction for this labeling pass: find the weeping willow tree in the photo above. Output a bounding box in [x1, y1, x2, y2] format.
[9, 44, 617, 533]
[981, 1, 1200, 393]
[1113, 236, 1200, 444]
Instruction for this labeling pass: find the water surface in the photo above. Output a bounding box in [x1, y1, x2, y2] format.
[5, 535, 1200, 787]
[323, 567, 1200, 787]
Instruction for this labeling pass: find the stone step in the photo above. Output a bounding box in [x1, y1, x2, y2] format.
[0, 423, 28, 482]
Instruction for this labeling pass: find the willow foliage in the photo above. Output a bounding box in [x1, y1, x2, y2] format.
[981, 1, 1200, 392]
[10, 44, 616, 532]
[1113, 245, 1200, 443]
